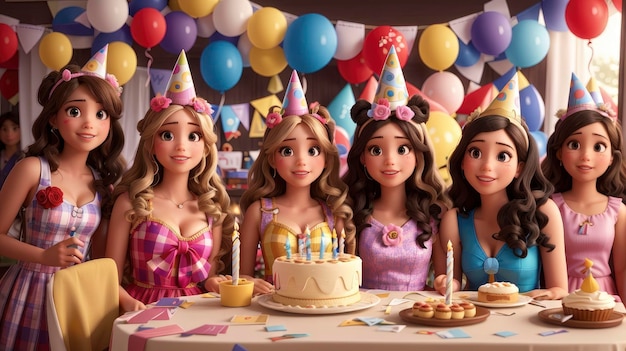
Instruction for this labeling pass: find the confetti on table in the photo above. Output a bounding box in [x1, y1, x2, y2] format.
[539, 329, 568, 336]
[436, 328, 471, 339]
[265, 325, 287, 332]
[269, 333, 309, 342]
[494, 331, 517, 338]
[377, 325, 406, 333]
[416, 330, 435, 335]
[231, 314, 269, 325]
[181, 324, 228, 337]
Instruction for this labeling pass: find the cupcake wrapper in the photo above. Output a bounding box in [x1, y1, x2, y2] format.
[562, 306, 613, 321]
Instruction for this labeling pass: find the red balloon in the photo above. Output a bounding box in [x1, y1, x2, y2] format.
[337, 50, 373, 84]
[0, 52, 18, 69]
[565, 0, 609, 40]
[613, 0, 622, 12]
[0, 24, 18, 64]
[0, 70, 19, 103]
[362, 26, 408, 74]
[131, 8, 167, 48]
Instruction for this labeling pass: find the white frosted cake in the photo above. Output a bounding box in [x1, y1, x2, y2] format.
[477, 282, 519, 303]
[272, 253, 362, 307]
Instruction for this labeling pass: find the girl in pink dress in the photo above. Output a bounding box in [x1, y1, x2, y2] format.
[343, 47, 449, 291]
[105, 51, 236, 312]
[0, 46, 126, 350]
[542, 73, 626, 302]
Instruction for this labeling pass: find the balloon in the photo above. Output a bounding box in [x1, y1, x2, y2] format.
[0, 24, 18, 64]
[38, 32, 73, 71]
[426, 111, 462, 184]
[283, 13, 337, 74]
[613, 0, 622, 12]
[0, 52, 18, 69]
[520, 84, 545, 131]
[200, 41, 243, 92]
[131, 8, 166, 48]
[247, 7, 287, 49]
[168, 0, 182, 11]
[362, 26, 408, 73]
[237, 34, 253, 67]
[541, 0, 569, 32]
[455, 39, 480, 67]
[92, 25, 132, 56]
[336, 50, 373, 84]
[418, 24, 459, 71]
[52, 6, 94, 36]
[129, 0, 167, 16]
[505, 20, 550, 68]
[178, 0, 217, 18]
[530, 130, 547, 158]
[471, 11, 512, 56]
[86, 0, 129, 33]
[565, 0, 609, 40]
[249, 46, 287, 77]
[107, 41, 137, 86]
[406, 83, 450, 114]
[160, 11, 197, 54]
[196, 14, 216, 38]
[212, 0, 253, 37]
[421, 71, 465, 115]
[0, 70, 18, 104]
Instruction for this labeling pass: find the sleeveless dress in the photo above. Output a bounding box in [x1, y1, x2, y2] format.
[552, 193, 620, 295]
[259, 198, 334, 283]
[359, 217, 436, 291]
[125, 213, 214, 305]
[0, 157, 101, 351]
[458, 210, 540, 292]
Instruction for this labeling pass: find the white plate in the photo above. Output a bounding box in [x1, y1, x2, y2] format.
[454, 291, 532, 308]
[256, 292, 381, 315]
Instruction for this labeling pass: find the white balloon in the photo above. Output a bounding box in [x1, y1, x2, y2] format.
[212, 0, 253, 37]
[196, 14, 216, 38]
[422, 71, 465, 115]
[237, 34, 253, 67]
[86, 0, 129, 33]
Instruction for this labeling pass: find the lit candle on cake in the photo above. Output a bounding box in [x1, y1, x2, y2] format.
[305, 225, 311, 261]
[298, 233, 305, 257]
[445, 240, 453, 305]
[232, 221, 240, 285]
[285, 238, 291, 259]
[332, 229, 338, 259]
[319, 234, 325, 259]
[339, 229, 345, 256]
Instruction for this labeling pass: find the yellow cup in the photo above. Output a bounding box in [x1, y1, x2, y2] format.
[219, 279, 254, 307]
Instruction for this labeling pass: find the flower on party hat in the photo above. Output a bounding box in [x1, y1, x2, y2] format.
[151, 50, 212, 115]
[49, 44, 121, 97]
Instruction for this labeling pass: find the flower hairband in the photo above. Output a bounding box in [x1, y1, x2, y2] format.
[149, 94, 214, 115]
[265, 104, 328, 129]
[366, 98, 415, 121]
[49, 69, 122, 98]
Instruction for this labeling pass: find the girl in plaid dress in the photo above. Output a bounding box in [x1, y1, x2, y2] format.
[105, 51, 237, 312]
[0, 47, 126, 350]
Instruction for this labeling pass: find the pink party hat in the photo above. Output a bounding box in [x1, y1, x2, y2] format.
[372, 45, 409, 111]
[164, 50, 198, 106]
[561, 73, 604, 120]
[81, 44, 108, 79]
[282, 70, 308, 116]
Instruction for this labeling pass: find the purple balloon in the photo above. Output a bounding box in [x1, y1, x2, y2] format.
[471, 11, 512, 56]
[520, 84, 545, 132]
[159, 11, 198, 54]
[541, 0, 569, 32]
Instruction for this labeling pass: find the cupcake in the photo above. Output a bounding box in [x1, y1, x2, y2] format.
[450, 303, 465, 319]
[459, 301, 476, 318]
[416, 303, 434, 318]
[562, 259, 615, 321]
[434, 303, 452, 320]
[412, 302, 426, 317]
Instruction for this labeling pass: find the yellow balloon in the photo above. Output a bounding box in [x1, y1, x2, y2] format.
[247, 7, 287, 50]
[178, 0, 218, 18]
[249, 46, 287, 77]
[426, 111, 462, 185]
[107, 41, 137, 86]
[418, 24, 460, 71]
[39, 32, 73, 71]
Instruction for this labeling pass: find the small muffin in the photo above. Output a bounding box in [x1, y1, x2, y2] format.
[450, 303, 465, 319]
[416, 303, 434, 318]
[459, 301, 476, 318]
[434, 303, 452, 320]
[412, 301, 426, 317]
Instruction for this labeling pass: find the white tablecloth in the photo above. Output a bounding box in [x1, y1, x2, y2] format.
[110, 291, 626, 351]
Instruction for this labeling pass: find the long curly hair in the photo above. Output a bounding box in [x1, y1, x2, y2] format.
[343, 95, 450, 249]
[29, 64, 126, 218]
[239, 105, 355, 252]
[542, 110, 626, 202]
[448, 115, 554, 257]
[112, 104, 234, 273]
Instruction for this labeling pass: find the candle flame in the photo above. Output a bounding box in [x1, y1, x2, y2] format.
[447, 239, 452, 251]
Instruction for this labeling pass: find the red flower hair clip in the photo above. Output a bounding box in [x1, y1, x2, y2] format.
[36, 186, 64, 209]
[150, 94, 172, 112]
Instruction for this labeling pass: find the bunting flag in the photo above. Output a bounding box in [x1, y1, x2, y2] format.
[149, 68, 172, 96]
[231, 103, 250, 130]
[220, 105, 242, 141]
[328, 84, 356, 139]
[250, 94, 281, 118]
[15, 24, 46, 54]
[249, 111, 266, 138]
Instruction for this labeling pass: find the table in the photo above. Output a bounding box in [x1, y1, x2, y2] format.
[110, 291, 626, 351]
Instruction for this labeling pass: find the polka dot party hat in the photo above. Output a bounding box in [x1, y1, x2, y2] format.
[282, 70, 308, 116]
[372, 45, 409, 111]
[164, 50, 198, 106]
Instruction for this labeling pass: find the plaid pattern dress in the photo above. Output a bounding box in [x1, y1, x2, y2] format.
[124, 215, 214, 305]
[0, 157, 101, 351]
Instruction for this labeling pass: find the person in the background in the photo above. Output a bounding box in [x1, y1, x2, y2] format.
[105, 51, 238, 312]
[0, 111, 23, 189]
[343, 46, 450, 291]
[0, 45, 126, 350]
[541, 73, 626, 302]
[239, 70, 354, 287]
[433, 73, 568, 300]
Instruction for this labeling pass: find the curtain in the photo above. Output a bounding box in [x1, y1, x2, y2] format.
[119, 67, 149, 167]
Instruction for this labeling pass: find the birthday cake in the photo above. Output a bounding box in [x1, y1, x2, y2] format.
[562, 258, 615, 321]
[272, 253, 362, 307]
[477, 282, 519, 303]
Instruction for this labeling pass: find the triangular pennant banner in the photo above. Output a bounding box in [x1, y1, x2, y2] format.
[487, 59, 515, 77]
[149, 68, 171, 96]
[74, 11, 91, 29]
[516, 3, 541, 22]
[455, 58, 485, 84]
[230, 103, 250, 130]
[220, 105, 242, 141]
[249, 111, 266, 138]
[250, 94, 281, 118]
[395, 26, 418, 58]
[328, 84, 356, 139]
[334, 20, 365, 60]
[15, 24, 46, 54]
[449, 13, 478, 44]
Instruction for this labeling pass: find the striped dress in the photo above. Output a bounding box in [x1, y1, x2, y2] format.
[0, 157, 101, 351]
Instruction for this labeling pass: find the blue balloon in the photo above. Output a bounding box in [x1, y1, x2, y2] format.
[160, 11, 197, 54]
[521, 84, 545, 131]
[92, 25, 133, 56]
[283, 13, 337, 74]
[129, 0, 167, 16]
[200, 41, 243, 93]
[505, 20, 550, 68]
[52, 6, 94, 36]
[541, 0, 569, 32]
[455, 39, 480, 67]
[530, 130, 547, 158]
